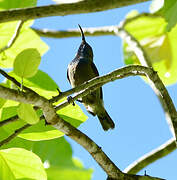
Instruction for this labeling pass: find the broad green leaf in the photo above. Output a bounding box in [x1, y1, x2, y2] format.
[18, 120, 64, 141]
[27, 70, 59, 91]
[58, 101, 88, 126]
[17, 100, 87, 141]
[0, 98, 6, 108]
[1, 106, 18, 122]
[18, 102, 88, 141]
[0, 105, 60, 141]
[141, 35, 172, 68]
[17, 103, 39, 124]
[0, 93, 87, 141]
[0, 135, 34, 150]
[0, 148, 47, 180]
[13, 48, 41, 78]
[124, 12, 177, 85]
[0, 153, 15, 180]
[0, 106, 26, 141]
[158, 0, 177, 31]
[0, 22, 48, 68]
[125, 15, 166, 40]
[9, 70, 59, 91]
[46, 166, 93, 180]
[32, 137, 74, 167]
[1, 99, 19, 108]
[0, 0, 37, 10]
[6, 72, 58, 99]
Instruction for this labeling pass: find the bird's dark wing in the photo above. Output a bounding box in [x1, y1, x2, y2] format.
[91, 62, 103, 100]
[67, 67, 71, 84]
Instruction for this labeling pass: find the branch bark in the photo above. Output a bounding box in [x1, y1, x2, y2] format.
[32, 13, 159, 39]
[0, 0, 149, 23]
[124, 138, 176, 174]
[0, 124, 30, 147]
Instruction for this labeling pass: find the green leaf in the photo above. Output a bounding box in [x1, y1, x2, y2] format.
[124, 12, 177, 85]
[28, 70, 59, 91]
[13, 48, 41, 78]
[124, 14, 166, 40]
[17, 101, 87, 141]
[46, 166, 93, 180]
[159, 0, 177, 31]
[17, 103, 39, 124]
[7, 71, 58, 99]
[9, 70, 59, 91]
[0, 153, 15, 180]
[0, 98, 6, 109]
[1, 106, 18, 122]
[0, 148, 47, 180]
[0, 0, 37, 10]
[18, 120, 64, 141]
[0, 106, 26, 141]
[0, 22, 48, 68]
[32, 137, 74, 167]
[57, 101, 88, 127]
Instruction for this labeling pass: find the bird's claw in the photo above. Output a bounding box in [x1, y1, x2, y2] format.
[67, 96, 75, 106]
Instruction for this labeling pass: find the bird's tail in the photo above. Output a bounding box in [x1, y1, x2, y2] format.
[97, 110, 115, 131]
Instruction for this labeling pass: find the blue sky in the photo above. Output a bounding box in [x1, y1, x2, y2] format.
[35, 1, 177, 179]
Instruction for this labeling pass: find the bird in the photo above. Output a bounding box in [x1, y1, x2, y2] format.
[67, 24, 115, 131]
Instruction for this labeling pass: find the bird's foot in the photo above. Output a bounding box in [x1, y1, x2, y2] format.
[76, 99, 83, 103]
[67, 96, 75, 106]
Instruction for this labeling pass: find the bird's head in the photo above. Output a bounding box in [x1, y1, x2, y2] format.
[76, 24, 93, 60]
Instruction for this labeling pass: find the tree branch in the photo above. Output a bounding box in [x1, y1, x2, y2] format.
[0, 66, 164, 180]
[0, 0, 149, 23]
[33, 26, 116, 38]
[124, 138, 176, 174]
[51, 65, 177, 141]
[0, 124, 31, 147]
[32, 13, 159, 39]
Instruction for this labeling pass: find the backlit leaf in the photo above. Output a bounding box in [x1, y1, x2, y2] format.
[13, 48, 41, 78]
[17, 103, 39, 124]
[0, 148, 47, 180]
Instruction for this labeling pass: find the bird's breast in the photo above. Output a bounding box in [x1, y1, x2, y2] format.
[68, 58, 96, 87]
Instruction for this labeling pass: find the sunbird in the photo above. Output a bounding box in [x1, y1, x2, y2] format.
[67, 25, 115, 131]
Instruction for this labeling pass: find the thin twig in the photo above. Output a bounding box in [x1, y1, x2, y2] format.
[0, 20, 24, 54]
[32, 13, 159, 39]
[32, 26, 116, 38]
[0, 115, 19, 127]
[0, 68, 37, 93]
[0, 0, 149, 23]
[0, 124, 31, 147]
[124, 138, 176, 174]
